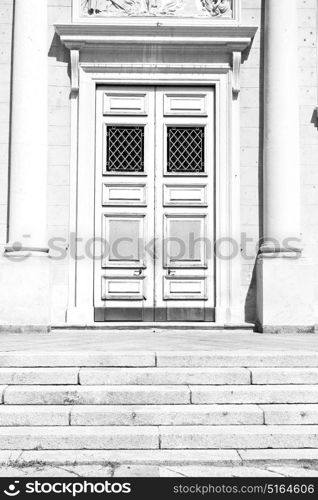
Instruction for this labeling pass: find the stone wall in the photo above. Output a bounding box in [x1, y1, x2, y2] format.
[48, 0, 72, 322]
[240, 0, 318, 323]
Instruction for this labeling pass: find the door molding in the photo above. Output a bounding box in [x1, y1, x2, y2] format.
[55, 22, 257, 325]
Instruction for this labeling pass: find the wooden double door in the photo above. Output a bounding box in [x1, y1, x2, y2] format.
[94, 86, 215, 322]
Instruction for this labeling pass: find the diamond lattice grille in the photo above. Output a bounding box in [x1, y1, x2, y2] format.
[167, 127, 205, 173]
[106, 126, 145, 173]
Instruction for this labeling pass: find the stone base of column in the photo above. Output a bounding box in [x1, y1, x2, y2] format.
[0, 254, 51, 332]
[256, 254, 315, 334]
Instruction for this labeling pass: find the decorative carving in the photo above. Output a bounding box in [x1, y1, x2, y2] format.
[82, 0, 183, 16]
[232, 51, 241, 99]
[201, 0, 232, 17]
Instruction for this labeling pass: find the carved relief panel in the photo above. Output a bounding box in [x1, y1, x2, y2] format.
[77, 0, 236, 19]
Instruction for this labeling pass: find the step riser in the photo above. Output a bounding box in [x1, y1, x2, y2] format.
[0, 405, 263, 426]
[79, 368, 251, 386]
[2, 368, 318, 385]
[0, 369, 79, 385]
[3, 386, 318, 405]
[1, 405, 318, 426]
[1, 352, 318, 368]
[3, 386, 190, 405]
[0, 426, 318, 450]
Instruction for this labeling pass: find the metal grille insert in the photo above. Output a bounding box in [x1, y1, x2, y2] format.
[167, 127, 205, 174]
[106, 126, 144, 173]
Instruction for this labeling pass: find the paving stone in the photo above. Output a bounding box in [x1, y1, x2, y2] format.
[113, 465, 160, 477]
[252, 368, 318, 385]
[191, 386, 318, 404]
[0, 426, 159, 450]
[159, 466, 282, 477]
[160, 426, 318, 449]
[71, 404, 263, 426]
[261, 404, 318, 424]
[157, 352, 318, 367]
[0, 352, 156, 367]
[267, 467, 318, 477]
[0, 406, 70, 426]
[0, 368, 79, 385]
[79, 368, 251, 385]
[0, 467, 78, 477]
[238, 449, 318, 462]
[4, 386, 190, 405]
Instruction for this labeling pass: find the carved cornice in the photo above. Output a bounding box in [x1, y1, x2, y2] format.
[55, 22, 257, 53]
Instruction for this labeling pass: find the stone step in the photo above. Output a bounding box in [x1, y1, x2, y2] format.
[4, 385, 318, 405]
[3, 386, 191, 405]
[156, 352, 318, 368]
[0, 351, 317, 368]
[251, 368, 318, 385]
[1, 367, 318, 386]
[0, 404, 263, 426]
[0, 352, 156, 368]
[0, 406, 70, 426]
[70, 404, 263, 426]
[2, 404, 317, 427]
[0, 368, 79, 385]
[0, 426, 159, 450]
[191, 385, 318, 404]
[79, 368, 251, 385]
[160, 426, 318, 450]
[261, 404, 318, 425]
[0, 426, 317, 450]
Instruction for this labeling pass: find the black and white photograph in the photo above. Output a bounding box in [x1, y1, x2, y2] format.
[0, 0, 318, 492]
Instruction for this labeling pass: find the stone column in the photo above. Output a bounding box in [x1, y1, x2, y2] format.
[7, 0, 48, 251]
[256, 0, 314, 333]
[0, 0, 50, 330]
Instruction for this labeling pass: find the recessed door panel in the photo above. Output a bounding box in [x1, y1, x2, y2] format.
[95, 86, 215, 322]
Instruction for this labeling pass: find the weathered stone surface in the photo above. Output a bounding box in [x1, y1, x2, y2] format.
[0, 352, 156, 367]
[159, 466, 282, 477]
[79, 367, 251, 385]
[4, 385, 190, 405]
[71, 404, 263, 426]
[0, 386, 6, 403]
[0, 406, 70, 426]
[0, 368, 79, 385]
[252, 368, 318, 385]
[191, 385, 318, 404]
[261, 404, 318, 425]
[6, 449, 241, 466]
[160, 426, 318, 449]
[157, 352, 318, 367]
[0, 426, 159, 450]
[238, 449, 318, 462]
